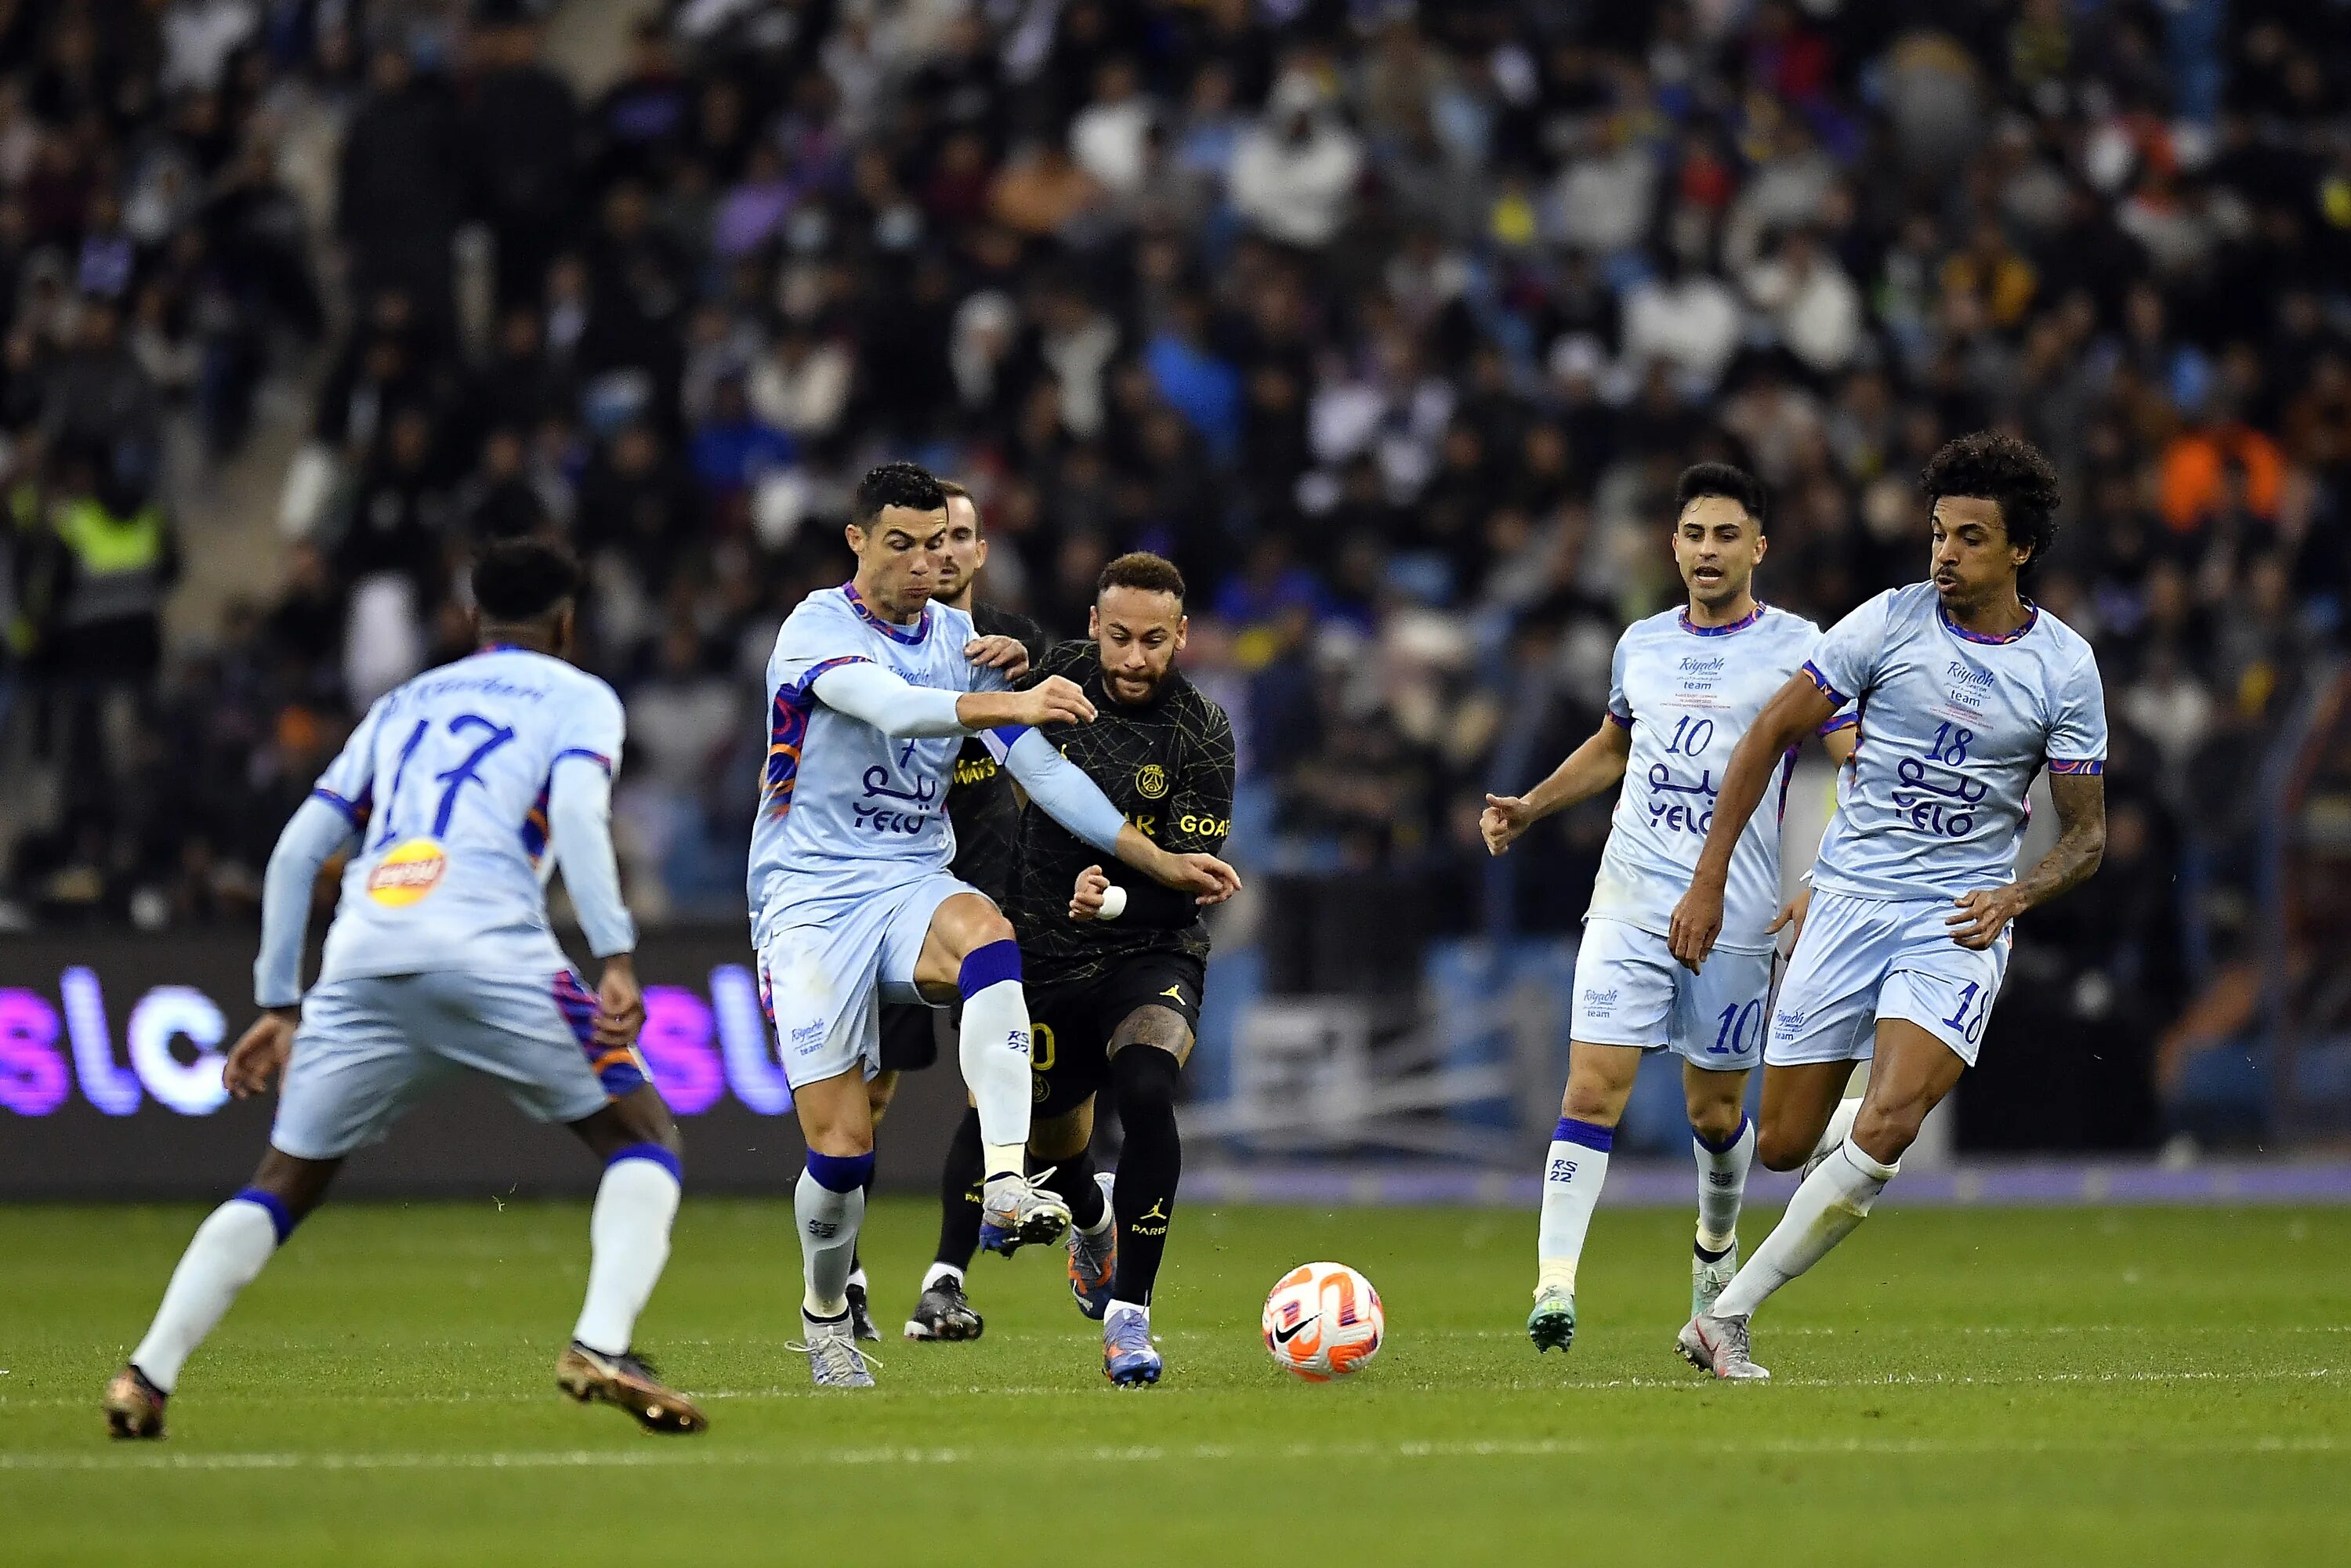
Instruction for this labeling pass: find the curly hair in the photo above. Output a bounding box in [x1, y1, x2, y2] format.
[1099, 551, 1186, 603]
[1919, 431, 2063, 567]
[852, 461, 947, 525]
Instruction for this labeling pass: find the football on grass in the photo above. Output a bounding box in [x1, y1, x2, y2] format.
[1261, 1261, 1384, 1381]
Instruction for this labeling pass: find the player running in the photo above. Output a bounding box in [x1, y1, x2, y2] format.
[754, 466, 1238, 1389]
[1669, 432, 2107, 1381]
[910, 552, 1234, 1385]
[103, 540, 705, 1439]
[849, 479, 1048, 1342]
[1481, 464, 1855, 1356]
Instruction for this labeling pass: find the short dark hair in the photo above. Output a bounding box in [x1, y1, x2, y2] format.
[1674, 462, 1769, 530]
[1098, 551, 1186, 603]
[937, 476, 980, 530]
[1919, 431, 2062, 566]
[853, 461, 947, 526]
[471, 538, 581, 624]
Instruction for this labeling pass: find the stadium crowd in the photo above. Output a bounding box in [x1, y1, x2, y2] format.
[2, 0, 2347, 1141]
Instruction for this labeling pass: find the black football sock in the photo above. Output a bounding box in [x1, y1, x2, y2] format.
[934, 1106, 986, 1273]
[1043, 1145, 1107, 1232]
[1108, 1045, 1183, 1308]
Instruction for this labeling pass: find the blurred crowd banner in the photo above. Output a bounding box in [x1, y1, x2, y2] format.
[0, 929, 967, 1198]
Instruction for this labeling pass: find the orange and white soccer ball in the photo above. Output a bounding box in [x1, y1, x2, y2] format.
[1261, 1261, 1384, 1381]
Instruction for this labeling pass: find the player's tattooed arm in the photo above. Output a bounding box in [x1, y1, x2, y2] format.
[1947, 772, 2105, 950]
[1668, 671, 1840, 969]
[1481, 714, 1633, 856]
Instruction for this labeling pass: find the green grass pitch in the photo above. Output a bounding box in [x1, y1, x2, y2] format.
[2, 1197, 2346, 1566]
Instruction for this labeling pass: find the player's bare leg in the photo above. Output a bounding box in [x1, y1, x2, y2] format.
[914, 894, 1069, 1254]
[1754, 1060, 1862, 1171]
[1030, 1099, 1115, 1318]
[1529, 1042, 1640, 1353]
[1683, 1023, 1963, 1380]
[555, 1086, 706, 1432]
[1684, 1063, 1754, 1317]
[107, 1146, 338, 1439]
[788, 1068, 880, 1387]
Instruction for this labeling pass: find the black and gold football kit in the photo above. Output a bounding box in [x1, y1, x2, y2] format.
[1005, 639, 1236, 1116]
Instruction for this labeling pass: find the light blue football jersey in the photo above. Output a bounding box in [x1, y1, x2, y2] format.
[307, 646, 628, 985]
[1589, 604, 1850, 952]
[1803, 583, 2107, 903]
[748, 585, 1005, 943]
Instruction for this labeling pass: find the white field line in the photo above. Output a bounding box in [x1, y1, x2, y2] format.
[0, 1366, 2338, 1414]
[2, 1432, 2347, 1474]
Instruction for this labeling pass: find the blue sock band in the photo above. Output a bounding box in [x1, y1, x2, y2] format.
[234, 1186, 295, 1246]
[1694, 1114, 1751, 1156]
[958, 938, 1022, 998]
[1553, 1117, 1614, 1153]
[806, 1149, 875, 1194]
[607, 1142, 683, 1184]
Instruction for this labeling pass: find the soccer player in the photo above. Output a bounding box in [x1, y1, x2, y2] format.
[103, 539, 705, 1439]
[853, 479, 1048, 1342]
[1480, 464, 1855, 1356]
[754, 466, 1238, 1388]
[912, 552, 1234, 1385]
[1669, 433, 2107, 1380]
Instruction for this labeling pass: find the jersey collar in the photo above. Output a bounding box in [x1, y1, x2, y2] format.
[1939, 599, 2038, 646]
[1679, 601, 1764, 636]
[842, 582, 931, 645]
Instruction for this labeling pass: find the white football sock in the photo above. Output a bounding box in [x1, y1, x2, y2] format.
[795, 1168, 864, 1319]
[1811, 1096, 1863, 1164]
[959, 976, 1033, 1179]
[1535, 1118, 1613, 1295]
[571, 1153, 680, 1356]
[130, 1197, 282, 1392]
[1694, 1115, 1755, 1255]
[1712, 1138, 1898, 1319]
[922, 1260, 965, 1290]
[1107, 1300, 1149, 1327]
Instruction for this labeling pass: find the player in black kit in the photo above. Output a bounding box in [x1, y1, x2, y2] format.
[845, 480, 1046, 1341]
[906, 552, 1237, 1385]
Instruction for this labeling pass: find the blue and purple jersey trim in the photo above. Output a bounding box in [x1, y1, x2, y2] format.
[310, 785, 371, 831]
[555, 969, 648, 1097]
[843, 583, 931, 644]
[1801, 661, 1849, 706]
[763, 655, 871, 818]
[1679, 603, 1766, 636]
[2046, 758, 2104, 776]
[1939, 602, 2039, 646]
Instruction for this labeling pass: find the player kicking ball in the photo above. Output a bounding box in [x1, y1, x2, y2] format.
[752, 467, 1239, 1388]
[104, 540, 705, 1438]
[1669, 433, 2107, 1380]
[911, 553, 1235, 1385]
[1482, 464, 1854, 1356]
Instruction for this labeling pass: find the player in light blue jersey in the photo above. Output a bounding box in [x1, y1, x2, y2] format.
[1481, 465, 1855, 1356]
[1670, 433, 2108, 1380]
[103, 541, 706, 1439]
[752, 464, 1240, 1387]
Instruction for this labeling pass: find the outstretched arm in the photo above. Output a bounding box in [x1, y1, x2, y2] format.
[995, 727, 1241, 904]
[1666, 670, 1838, 969]
[1946, 772, 2105, 949]
[1480, 715, 1633, 855]
[807, 659, 1097, 737]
